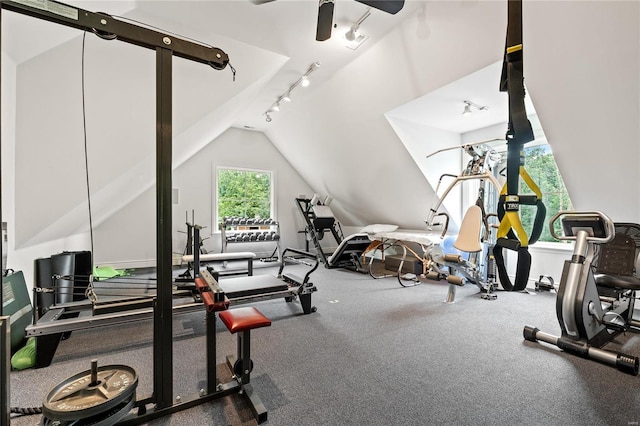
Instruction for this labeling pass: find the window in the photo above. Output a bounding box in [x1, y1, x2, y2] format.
[518, 144, 573, 243]
[216, 167, 273, 226]
[480, 141, 573, 244]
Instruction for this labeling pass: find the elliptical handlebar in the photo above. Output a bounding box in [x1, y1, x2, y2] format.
[549, 210, 615, 244]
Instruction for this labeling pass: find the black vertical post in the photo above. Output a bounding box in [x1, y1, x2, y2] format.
[206, 310, 217, 393]
[0, 6, 4, 316]
[154, 46, 173, 408]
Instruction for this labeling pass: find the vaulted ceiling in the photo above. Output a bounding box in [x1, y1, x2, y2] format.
[3, 0, 639, 256]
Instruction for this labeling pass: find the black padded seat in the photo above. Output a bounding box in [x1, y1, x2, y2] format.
[220, 275, 288, 299]
[593, 224, 640, 291]
[595, 274, 640, 290]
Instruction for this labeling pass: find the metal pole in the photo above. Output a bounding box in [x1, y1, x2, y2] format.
[0, 3, 4, 316]
[154, 46, 173, 409]
[1, 317, 10, 425]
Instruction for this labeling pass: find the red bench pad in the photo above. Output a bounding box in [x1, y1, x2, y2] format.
[219, 307, 272, 333]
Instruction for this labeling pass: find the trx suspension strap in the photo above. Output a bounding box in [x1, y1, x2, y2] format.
[493, 0, 546, 291]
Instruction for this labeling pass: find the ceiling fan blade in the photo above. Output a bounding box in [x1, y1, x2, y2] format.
[355, 0, 404, 14]
[316, 0, 335, 41]
[250, 0, 276, 5]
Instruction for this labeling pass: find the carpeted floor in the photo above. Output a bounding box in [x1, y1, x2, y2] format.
[9, 264, 640, 425]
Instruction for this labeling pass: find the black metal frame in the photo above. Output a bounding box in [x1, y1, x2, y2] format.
[0, 0, 234, 422]
[1, 316, 9, 425]
[294, 197, 344, 265]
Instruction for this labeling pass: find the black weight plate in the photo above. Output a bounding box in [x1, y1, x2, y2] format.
[43, 364, 137, 421]
[233, 358, 254, 377]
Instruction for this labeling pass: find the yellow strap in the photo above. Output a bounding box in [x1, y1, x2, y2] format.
[520, 166, 542, 198]
[496, 164, 542, 248]
[507, 43, 523, 54]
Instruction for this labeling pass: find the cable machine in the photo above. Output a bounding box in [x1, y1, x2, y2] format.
[0, 0, 264, 423]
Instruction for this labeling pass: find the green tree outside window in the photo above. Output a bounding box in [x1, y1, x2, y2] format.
[217, 168, 272, 225]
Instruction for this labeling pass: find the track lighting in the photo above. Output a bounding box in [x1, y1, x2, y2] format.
[462, 100, 488, 116]
[264, 62, 320, 123]
[344, 8, 371, 50]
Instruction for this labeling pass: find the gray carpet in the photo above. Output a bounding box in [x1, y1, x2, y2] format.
[9, 265, 640, 425]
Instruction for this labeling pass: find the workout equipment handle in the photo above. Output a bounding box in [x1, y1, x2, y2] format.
[549, 211, 615, 244]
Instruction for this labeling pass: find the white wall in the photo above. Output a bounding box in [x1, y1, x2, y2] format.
[92, 127, 314, 267]
[524, 0, 640, 221]
[4, 0, 639, 286]
[385, 116, 463, 228]
[266, 1, 508, 230]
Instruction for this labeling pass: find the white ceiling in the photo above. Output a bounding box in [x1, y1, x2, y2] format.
[2, 0, 427, 132]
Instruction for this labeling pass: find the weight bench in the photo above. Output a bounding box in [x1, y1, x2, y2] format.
[196, 247, 318, 315]
[181, 251, 256, 277]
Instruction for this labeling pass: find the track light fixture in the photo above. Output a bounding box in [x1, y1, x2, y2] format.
[264, 62, 321, 122]
[462, 100, 488, 116]
[345, 8, 371, 49]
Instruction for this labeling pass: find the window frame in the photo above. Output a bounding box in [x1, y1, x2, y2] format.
[460, 137, 573, 246]
[213, 165, 276, 233]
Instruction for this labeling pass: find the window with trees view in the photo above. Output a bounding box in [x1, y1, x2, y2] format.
[216, 168, 272, 226]
[481, 141, 572, 243]
[518, 144, 572, 243]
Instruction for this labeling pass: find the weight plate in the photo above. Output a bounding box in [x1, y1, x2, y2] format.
[43, 364, 138, 422]
[233, 358, 254, 377]
[42, 393, 135, 426]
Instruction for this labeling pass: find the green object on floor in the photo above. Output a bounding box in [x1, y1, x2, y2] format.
[93, 265, 128, 279]
[11, 337, 36, 370]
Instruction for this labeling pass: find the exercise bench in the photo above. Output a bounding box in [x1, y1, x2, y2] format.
[196, 275, 274, 423]
[177, 224, 256, 282]
[219, 307, 271, 422]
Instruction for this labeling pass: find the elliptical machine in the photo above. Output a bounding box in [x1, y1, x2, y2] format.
[523, 211, 640, 375]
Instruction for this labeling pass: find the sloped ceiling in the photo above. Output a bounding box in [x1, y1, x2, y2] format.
[5, 0, 640, 252]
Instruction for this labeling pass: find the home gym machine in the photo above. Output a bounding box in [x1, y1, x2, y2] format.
[0, 0, 279, 423]
[295, 195, 371, 271]
[523, 211, 640, 375]
[424, 142, 502, 301]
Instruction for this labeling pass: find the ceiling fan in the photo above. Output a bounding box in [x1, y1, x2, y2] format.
[251, 0, 405, 41]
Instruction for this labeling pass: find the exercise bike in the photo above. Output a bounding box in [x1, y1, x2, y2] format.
[523, 211, 640, 375]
